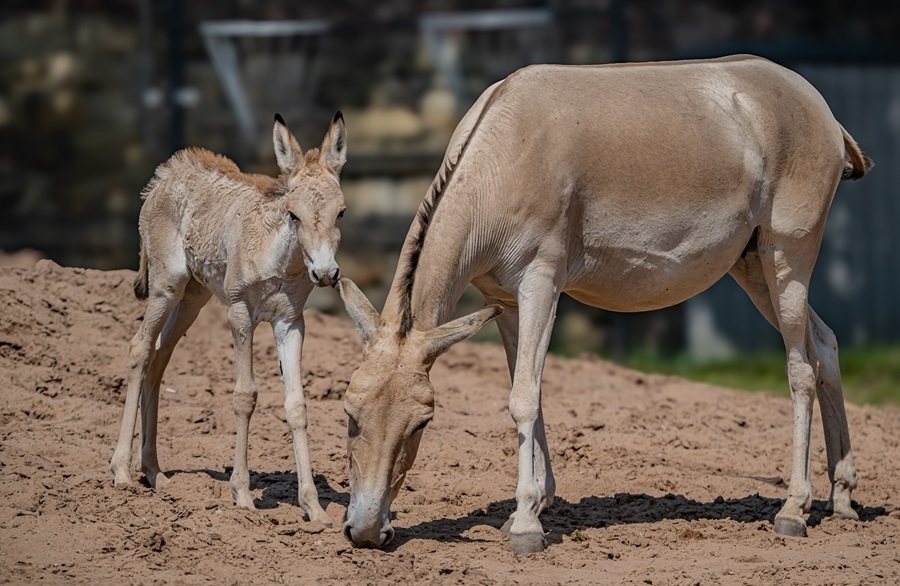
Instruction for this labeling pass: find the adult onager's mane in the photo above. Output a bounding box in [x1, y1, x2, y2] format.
[398, 156, 459, 335]
[397, 85, 502, 335]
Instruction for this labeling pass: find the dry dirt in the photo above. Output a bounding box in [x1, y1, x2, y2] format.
[1, 262, 898, 585]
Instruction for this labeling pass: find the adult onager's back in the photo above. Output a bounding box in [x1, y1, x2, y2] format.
[335, 55, 874, 551]
[110, 113, 349, 527]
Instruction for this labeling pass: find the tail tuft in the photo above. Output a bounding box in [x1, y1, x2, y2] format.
[841, 125, 874, 181]
[134, 239, 149, 300]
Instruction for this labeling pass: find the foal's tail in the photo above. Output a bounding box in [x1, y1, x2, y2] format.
[840, 124, 874, 181]
[134, 238, 149, 300]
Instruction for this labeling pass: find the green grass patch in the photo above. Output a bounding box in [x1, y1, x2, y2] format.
[625, 346, 900, 406]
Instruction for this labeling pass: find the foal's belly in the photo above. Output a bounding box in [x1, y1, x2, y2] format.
[565, 217, 754, 312]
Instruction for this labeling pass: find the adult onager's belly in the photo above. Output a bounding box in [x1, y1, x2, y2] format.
[565, 205, 755, 312]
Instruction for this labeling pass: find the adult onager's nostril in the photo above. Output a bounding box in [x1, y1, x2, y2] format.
[311, 270, 320, 282]
[332, 268, 341, 282]
[342, 523, 353, 543]
[381, 527, 395, 548]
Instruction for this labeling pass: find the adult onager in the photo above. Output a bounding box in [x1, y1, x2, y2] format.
[336, 55, 873, 551]
[110, 113, 349, 526]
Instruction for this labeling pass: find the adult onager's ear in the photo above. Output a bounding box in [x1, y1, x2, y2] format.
[319, 111, 347, 175]
[338, 277, 382, 345]
[421, 305, 503, 359]
[273, 113, 303, 173]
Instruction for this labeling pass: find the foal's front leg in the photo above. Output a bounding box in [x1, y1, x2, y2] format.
[228, 302, 259, 509]
[273, 317, 332, 526]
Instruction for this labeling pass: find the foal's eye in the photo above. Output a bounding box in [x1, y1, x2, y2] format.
[337, 208, 346, 220]
[289, 211, 300, 223]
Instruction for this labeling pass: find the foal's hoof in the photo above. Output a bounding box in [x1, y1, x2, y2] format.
[309, 513, 334, 529]
[508, 532, 546, 555]
[774, 515, 807, 537]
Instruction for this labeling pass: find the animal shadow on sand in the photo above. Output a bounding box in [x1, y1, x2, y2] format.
[164, 469, 349, 514]
[395, 493, 888, 549]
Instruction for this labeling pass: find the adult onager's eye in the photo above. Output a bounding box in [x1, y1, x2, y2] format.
[289, 211, 300, 223]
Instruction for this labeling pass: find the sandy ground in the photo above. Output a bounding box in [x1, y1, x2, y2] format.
[1, 261, 898, 585]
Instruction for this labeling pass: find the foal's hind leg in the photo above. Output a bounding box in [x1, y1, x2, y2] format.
[808, 308, 858, 520]
[138, 280, 211, 488]
[110, 273, 188, 485]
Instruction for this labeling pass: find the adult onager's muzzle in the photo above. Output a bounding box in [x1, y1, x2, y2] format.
[343, 494, 394, 548]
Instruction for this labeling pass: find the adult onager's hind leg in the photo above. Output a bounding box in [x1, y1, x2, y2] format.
[110, 277, 188, 485]
[138, 280, 211, 488]
[491, 300, 556, 539]
[808, 308, 858, 519]
[730, 242, 858, 529]
[273, 317, 332, 526]
[228, 301, 259, 509]
[504, 267, 562, 554]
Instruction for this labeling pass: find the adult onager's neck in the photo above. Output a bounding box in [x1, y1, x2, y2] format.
[382, 81, 505, 334]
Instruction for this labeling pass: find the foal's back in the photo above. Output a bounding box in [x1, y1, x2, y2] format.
[139, 149, 281, 263]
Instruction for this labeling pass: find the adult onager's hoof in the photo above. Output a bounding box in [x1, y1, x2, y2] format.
[774, 514, 807, 537]
[144, 469, 170, 490]
[508, 532, 546, 555]
[826, 498, 859, 520]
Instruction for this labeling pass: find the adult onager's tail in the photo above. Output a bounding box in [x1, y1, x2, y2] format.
[134, 239, 149, 300]
[841, 125, 874, 180]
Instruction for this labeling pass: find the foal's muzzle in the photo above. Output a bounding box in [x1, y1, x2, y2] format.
[309, 264, 340, 287]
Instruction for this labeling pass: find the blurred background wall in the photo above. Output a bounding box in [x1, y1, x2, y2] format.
[1, 0, 898, 361]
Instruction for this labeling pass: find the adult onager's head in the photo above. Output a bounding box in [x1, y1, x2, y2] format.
[337, 278, 500, 548]
[274, 112, 348, 287]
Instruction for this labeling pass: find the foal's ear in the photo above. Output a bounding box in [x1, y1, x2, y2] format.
[273, 113, 303, 173]
[338, 277, 382, 345]
[420, 305, 502, 360]
[319, 111, 347, 176]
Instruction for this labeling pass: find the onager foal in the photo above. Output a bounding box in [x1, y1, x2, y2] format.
[110, 113, 348, 526]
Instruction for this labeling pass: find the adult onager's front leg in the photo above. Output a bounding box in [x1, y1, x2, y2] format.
[228, 302, 259, 509]
[505, 266, 562, 554]
[273, 317, 332, 526]
[492, 299, 557, 540]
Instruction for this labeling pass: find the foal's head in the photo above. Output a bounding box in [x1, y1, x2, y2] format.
[273, 112, 348, 287]
[336, 278, 501, 548]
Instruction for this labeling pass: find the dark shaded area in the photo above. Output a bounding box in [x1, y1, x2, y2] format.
[396, 493, 888, 547]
